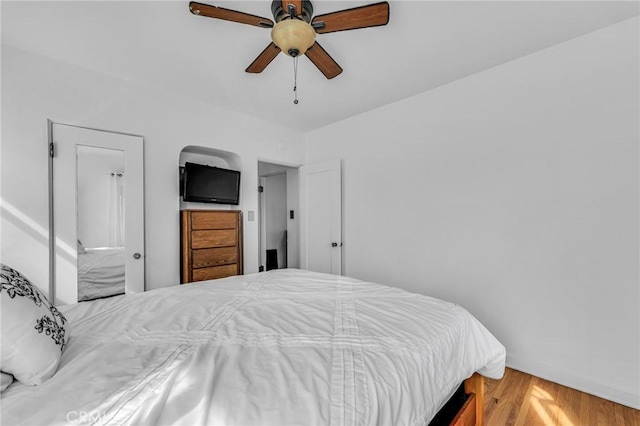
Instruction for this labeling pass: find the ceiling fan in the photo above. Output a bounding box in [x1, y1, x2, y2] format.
[189, 1, 390, 80]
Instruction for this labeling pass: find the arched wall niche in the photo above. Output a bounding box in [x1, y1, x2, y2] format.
[179, 145, 243, 211]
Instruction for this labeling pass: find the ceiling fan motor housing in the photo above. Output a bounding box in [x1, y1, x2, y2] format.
[271, 0, 314, 23]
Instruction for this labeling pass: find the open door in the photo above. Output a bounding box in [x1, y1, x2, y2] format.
[50, 123, 144, 304]
[299, 159, 342, 275]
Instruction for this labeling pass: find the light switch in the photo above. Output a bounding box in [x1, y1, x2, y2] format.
[248, 211, 255, 221]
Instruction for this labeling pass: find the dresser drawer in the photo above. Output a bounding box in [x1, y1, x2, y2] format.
[193, 264, 239, 281]
[192, 247, 238, 269]
[191, 229, 237, 249]
[191, 211, 238, 230]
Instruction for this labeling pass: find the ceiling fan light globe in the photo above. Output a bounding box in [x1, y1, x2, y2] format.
[270, 19, 316, 57]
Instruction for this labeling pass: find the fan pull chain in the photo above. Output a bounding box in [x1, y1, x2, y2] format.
[293, 56, 299, 105]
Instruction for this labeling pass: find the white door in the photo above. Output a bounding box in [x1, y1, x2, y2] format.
[51, 123, 144, 305]
[299, 159, 342, 275]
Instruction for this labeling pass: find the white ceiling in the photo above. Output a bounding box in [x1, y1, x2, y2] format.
[2, 1, 638, 132]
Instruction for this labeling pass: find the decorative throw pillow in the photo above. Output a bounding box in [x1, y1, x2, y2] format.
[1, 371, 14, 391]
[0, 264, 67, 385]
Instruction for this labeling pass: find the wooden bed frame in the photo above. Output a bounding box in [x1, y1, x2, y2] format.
[452, 373, 485, 426]
[428, 373, 485, 426]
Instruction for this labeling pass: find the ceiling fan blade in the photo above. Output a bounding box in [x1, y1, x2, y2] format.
[311, 1, 389, 34]
[189, 2, 274, 28]
[246, 43, 282, 74]
[281, 1, 303, 17]
[305, 42, 343, 79]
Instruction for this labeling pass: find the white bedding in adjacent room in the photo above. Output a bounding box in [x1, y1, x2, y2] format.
[77, 247, 125, 301]
[1, 269, 505, 425]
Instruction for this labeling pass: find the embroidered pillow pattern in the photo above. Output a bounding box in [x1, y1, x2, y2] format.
[0, 265, 67, 351]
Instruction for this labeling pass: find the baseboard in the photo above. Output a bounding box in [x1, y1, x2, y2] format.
[506, 354, 640, 410]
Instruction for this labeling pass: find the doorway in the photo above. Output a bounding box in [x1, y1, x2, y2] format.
[258, 161, 299, 272]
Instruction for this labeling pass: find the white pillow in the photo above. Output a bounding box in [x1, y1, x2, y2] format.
[0, 264, 67, 385]
[1, 371, 14, 391]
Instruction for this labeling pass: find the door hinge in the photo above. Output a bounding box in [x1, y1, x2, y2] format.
[49, 142, 55, 158]
[258, 185, 264, 193]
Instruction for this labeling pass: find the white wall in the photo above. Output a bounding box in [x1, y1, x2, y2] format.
[305, 18, 639, 408]
[0, 44, 305, 296]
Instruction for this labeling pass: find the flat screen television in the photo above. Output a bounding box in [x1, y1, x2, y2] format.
[182, 162, 241, 205]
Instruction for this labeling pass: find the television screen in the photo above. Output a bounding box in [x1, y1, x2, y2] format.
[182, 162, 240, 205]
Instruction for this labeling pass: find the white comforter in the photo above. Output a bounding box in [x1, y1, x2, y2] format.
[1, 269, 505, 425]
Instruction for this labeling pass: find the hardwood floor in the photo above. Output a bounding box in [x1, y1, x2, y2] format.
[484, 368, 640, 426]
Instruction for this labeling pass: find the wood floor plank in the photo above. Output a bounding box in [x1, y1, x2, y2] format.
[595, 396, 616, 426]
[510, 370, 536, 425]
[512, 375, 537, 426]
[485, 368, 640, 426]
[614, 403, 626, 425]
[483, 379, 501, 421]
[486, 368, 530, 426]
[523, 376, 561, 426]
[555, 383, 578, 426]
[578, 391, 592, 426]
[615, 402, 640, 426]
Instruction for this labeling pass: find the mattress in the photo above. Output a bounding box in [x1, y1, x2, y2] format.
[1, 269, 505, 425]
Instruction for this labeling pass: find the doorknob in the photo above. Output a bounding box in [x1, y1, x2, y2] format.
[331, 242, 338, 247]
[133, 253, 142, 259]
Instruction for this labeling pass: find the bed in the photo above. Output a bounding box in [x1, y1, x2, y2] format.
[77, 247, 125, 301]
[1, 268, 505, 425]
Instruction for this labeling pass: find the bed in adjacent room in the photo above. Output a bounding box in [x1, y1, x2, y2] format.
[0, 268, 505, 425]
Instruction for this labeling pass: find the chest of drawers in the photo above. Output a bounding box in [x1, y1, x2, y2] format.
[180, 210, 243, 283]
